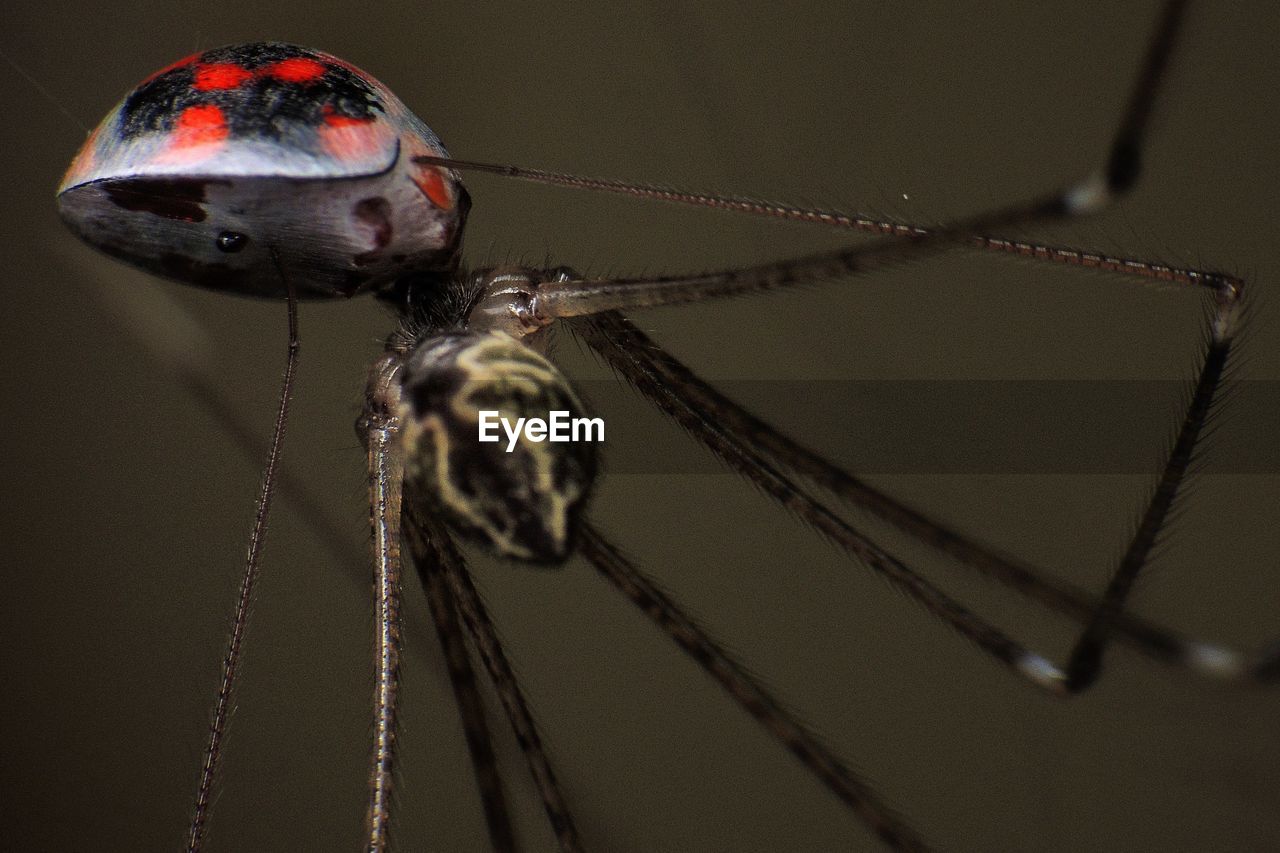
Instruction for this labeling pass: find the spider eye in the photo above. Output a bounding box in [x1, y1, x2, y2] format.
[216, 231, 249, 253]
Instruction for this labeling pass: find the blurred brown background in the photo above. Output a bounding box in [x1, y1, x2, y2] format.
[2, 1, 1279, 850]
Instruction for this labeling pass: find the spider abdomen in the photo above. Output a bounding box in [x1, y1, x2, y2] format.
[56, 42, 469, 298]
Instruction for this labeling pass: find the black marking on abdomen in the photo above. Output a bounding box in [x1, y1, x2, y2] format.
[353, 196, 393, 265]
[104, 178, 227, 222]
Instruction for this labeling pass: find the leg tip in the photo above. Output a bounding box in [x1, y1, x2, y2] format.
[1186, 642, 1246, 679]
[1063, 171, 1112, 216]
[1017, 652, 1068, 695]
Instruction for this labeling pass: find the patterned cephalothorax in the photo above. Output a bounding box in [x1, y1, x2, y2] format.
[400, 331, 597, 563]
[57, 42, 469, 298]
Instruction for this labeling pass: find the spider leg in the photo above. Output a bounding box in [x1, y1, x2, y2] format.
[403, 498, 585, 853]
[414, 160, 1237, 296]
[1062, 288, 1247, 690]
[572, 305, 1276, 689]
[362, 354, 408, 851]
[522, 0, 1189, 320]
[571, 313, 1070, 693]
[187, 278, 300, 852]
[405, 499, 519, 852]
[577, 523, 930, 853]
[572, 314, 1131, 631]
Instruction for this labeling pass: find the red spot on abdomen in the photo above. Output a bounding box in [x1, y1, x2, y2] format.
[318, 105, 382, 160]
[413, 165, 454, 210]
[323, 112, 373, 129]
[194, 63, 252, 90]
[158, 104, 229, 162]
[173, 104, 228, 144]
[266, 57, 326, 83]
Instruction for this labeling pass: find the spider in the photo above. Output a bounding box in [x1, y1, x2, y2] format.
[9, 1, 1280, 851]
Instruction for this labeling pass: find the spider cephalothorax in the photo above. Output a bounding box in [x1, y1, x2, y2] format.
[397, 329, 597, 562]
